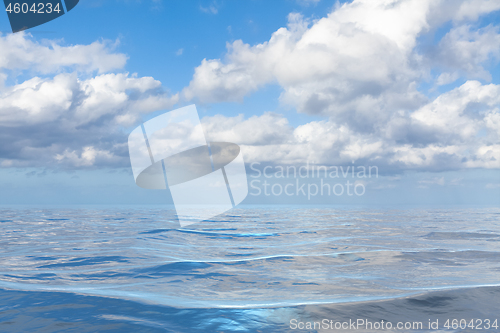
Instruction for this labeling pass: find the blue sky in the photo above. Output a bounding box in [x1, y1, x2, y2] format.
[0, 0, 499, 205]
[1, 1, 334, 91]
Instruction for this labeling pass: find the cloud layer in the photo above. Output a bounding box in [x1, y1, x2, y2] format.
[202, 80, 500, 171]
[185, 0, 500, 171]
[0, 0, 499, 174]
[0, 33, 178, 169]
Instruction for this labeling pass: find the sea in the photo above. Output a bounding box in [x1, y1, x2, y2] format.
[0, 205, 499, 332]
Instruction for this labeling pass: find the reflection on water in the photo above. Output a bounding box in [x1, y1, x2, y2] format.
[0, 206, 499, 331]
[0, 206, 499, 307]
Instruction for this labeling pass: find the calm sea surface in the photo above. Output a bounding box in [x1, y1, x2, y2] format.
[0, 206, 499, 332]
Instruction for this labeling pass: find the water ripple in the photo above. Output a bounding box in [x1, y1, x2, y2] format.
[0, 206, 499, 308]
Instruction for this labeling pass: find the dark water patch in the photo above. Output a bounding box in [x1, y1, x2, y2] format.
[0, 288, 285, 332]
[3, 273, 57, 281]
[292, 286, 500, 333]
[132, 262, 222, 279]
[424, 232, 500, 240]
[37, 256, 129, 269]
[1, 286, 500, 332]
[139, 229, 172, 235]
[399, 250, 500, 266]
[70, 271, 132, 280]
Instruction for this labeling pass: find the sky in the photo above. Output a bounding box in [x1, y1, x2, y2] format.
[0, 0, 499, 205]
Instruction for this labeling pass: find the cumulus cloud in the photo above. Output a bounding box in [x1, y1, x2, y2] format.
[0, 32, 127, 74]
[2, 0, 500, 174]
[448, 0, 500, 22]
[0, 33, 178, 169]
[408, 81, 500, 144]
[183, 0, 433, 118]
[201, 80, 500, 171]
[432, 24, 500, 83]
[0, 72, 176, 127]
[183, 0, 500, 173]
[183, 0, 500, 134]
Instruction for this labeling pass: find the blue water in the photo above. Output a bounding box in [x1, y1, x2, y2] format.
[0, 206, 499, 332]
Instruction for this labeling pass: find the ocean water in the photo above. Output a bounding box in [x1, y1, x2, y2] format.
[0, 205, 499, 332]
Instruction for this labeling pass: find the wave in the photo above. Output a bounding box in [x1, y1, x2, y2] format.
[1, 285, 500, 332]
[0, 206, 499, 310]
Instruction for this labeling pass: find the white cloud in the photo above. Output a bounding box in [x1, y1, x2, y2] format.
[183, 0, 434, 113]
[418, 177, 445, 186]
[0, 72, 178, 168]
[451, 0, 500, 22]
[0, 32, 127, 74]
[55, 146, 119, 167]
[199, 1, 219, 14]
[200, 79, 500, 171]
[202, 113, 293, 145]
[0, 73, 178, 127]
[485, 109, 500, 137]
[296, 0, 321, 6]
[449, 177, 463, 186]
[183, 0, 500, 135]
[183, 0, 500, 173]
[409, 80, 500, 144]
[1, 0, 500, 173]
[436, 72, 461, 86]
[434, 24, 500, 81]
[0, 34, 178, 169]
